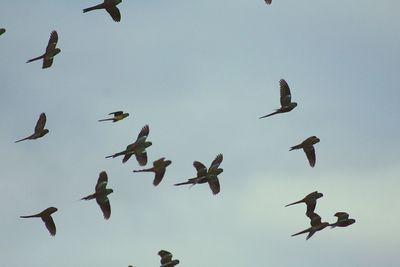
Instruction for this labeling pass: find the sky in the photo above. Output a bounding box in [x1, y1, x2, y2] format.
[1, 1, 400, 266]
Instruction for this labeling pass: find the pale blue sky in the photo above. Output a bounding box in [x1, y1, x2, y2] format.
[1, 1, 400, 266]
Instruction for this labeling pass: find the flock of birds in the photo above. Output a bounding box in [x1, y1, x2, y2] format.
[2, 0, 358, 266]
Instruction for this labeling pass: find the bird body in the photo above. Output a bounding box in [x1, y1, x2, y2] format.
[158, 250, 179, 267]
[83, 0, 122, 22]
[133, 157, 172, 186]
[98, 111, 129, 122]
[20, 207, 58, 236]
[290, 136, 320, 167]
[15, 113, 49, 143]
[259, 79, 297, 119]
[81, 171, 113, 220]
[291, 212, 329, 240]
[285, 191, 323, 218]
[26, 31, 60, 69]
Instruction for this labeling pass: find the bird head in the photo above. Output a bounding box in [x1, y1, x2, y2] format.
[311, 136, 320, 144]
[123, 113, 129, 118]
[54, 48, 61, 55]
[106, 188, 114, 195]
[46, 207, 58, 214]
[292, 102, 298, 108]
[145, 141, 152, 148]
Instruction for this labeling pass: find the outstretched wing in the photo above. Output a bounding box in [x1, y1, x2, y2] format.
[135, 152, 148, 166]
[42, 215, 56, 236]
[303, 146, 316, 167]
[95, 171, 108, 192]
[279, 79, 292, 107]
[209, 153, 223, 169]
[136, 125, 149, 141]
[334, 212, 349, 221]
[109, 111, 123, 116]
[97, 198, 111, 220]
[46, 31, 58, 53]
[34, 113, 47, 133]
[193, 161, 207, 177]
[265, 0, 272, 4]
[208, 177, 220, 195]
[106, 6, 121, 22]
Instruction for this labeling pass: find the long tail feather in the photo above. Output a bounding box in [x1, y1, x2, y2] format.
[174, 181, 193, 186]
[26, 55, 44, 63]
[259, 111, 279, 119]
[81, 193, 96, 200]
[98, 118, 113, 122]
[285, 200, 303, 207]
[289, 144, 302, 151]
[15, 136, 30, 143]
[83, 3, 105, 13]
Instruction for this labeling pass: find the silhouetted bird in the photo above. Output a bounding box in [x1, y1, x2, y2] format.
[158, 250, 180, 267]
[264, 0, 272, 4]
[175, 154, 223, 195]
[133, 157, 172, 186]
[0, 28, 5, 36]
[20, 207, 58, 236]
[259, 79, 297, 119]
[15, 113, 49, 143]
[106, 125, 152, 166]
[290, 136, 320, 167]
[83, 0, 122, 22]
[98, 111, 129, 122]
[26, 30, 60, 69]
[285, 191, 323, 218]
[330, 212, 356, 228]
[81, 171, 113, 220]
[291, 212, 329, 240]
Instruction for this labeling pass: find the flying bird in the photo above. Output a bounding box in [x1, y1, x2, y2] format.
[26, 30, 60, 69]
[98, 111, 129, 122]
[0, 28, 5, 36]
[291, 212, 329, 240]
[20, 207, 58, 236]
[158, 250, 180, 267]
[285, 191, 323, 218]
[83, 0, 122, 22]
[174, 154, 223, 195]
[15, 113, 49, 143]
[81, 171, 113, 220]
[330, 212, 356, 228]
[106, 124, 152, 166]
[259, 79, 297, 119]
[290, 136, 320, 167]
[264, 0, 272, 4]
[133, 157, 172, 186]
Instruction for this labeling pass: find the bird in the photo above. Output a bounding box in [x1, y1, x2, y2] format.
[98, 111, 129, 122]
[291, 212, 329, 240]
[0, 28, 5, 36]
[106, 124, 152, 166]
[264, 0, 272, 4]
[174, 153, 223, 195]
[259, 79, 297, 119]
[83, 0, 122, 22]
[285, 191, 323, 218]
[330, 212, 356, 228]
[290, 136, 320, 167]
[26, 30, 60, 69]
[158, 250, 180, 267]
[133, 157, 172, 186]
[20, 207, 58, 236]
[15, 113, 49, 143]
[81, 171, 113, 220]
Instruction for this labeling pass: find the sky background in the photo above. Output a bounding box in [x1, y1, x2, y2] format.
[1, 1, 400, 266]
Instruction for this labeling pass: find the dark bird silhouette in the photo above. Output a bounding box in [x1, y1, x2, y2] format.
[0, 28, 5, 36]
[98, 111, 129, 122]
[81, 171, 113, 220]
[174, 154, 223, 195]
[15, 113, 49, 143]
[259, 79, 297, 119]
[106, 125, 152, 166]
[291, 212, 329, 240]
[264, 0, 272, 4]
[20, 207, 58, 236]
[83, 0, 122, 22]
[133, 157, 172, 186]
[158, 250, 180, 267]
[26, 30, 60, 69]
[285, 191, 323, 218]
[330, 212, 356, 228]
[290, 136, 320, 167]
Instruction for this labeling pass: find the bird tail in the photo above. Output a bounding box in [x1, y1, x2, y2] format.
[289, 144, 302, 151]
[259, 110, 279, 119]
[105, 151, 125, 159]
[98, 118, 113, 122]
[83, 3, 104, 13]
[174, 181, 192, 186]
[291, 229, 309, 237]
[15, 136, 30, 143]
[81, 193, 96, 200]
[133, 168, 151, 173]
[26, 55, 44, 63]
[285, 200, 303, 207]
[20, 214, 40, 218]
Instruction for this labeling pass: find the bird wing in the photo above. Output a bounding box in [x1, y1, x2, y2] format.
[95, 171, 108, 192]
[279, 79, 292, 107]
[122, 153, 133, 163]
[109, 111, 123, 116]
[309, 213, 322, 227]
[42, 56, 54, 69]
[135, 152, 148, 166]
[209, 153, 223, 169]
[46, 31, 58, 54]
[208, 177, 220, 195]
[265, 0, 272, 4]
[153, 168, 166, 186]
[34, 113, 47, 133]
[303, 145, 316, 167]
[136, 125, 149, 142]
[97, 198, 111, 220]
[105, 6, 121, 22]
[334, 212, 349, 221]
[42, 215, 56, 236]
[193, 161, 207, 177]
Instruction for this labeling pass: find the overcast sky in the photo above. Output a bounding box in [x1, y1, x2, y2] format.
[1, 1, 400, 266]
